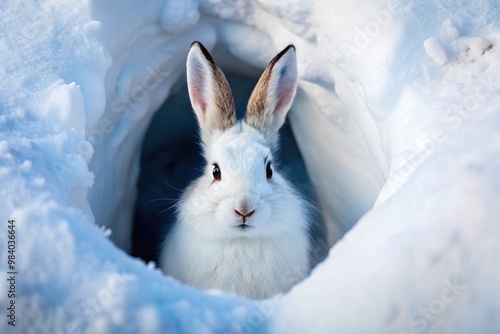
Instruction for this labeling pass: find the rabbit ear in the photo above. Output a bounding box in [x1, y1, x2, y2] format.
[245, 45, 298, 148]
[187, 41, 237, 144]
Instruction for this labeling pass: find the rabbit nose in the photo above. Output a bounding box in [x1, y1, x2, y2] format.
[234, 209, 255, 220]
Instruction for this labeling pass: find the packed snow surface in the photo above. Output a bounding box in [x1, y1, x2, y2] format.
[1, 0, 500, 333]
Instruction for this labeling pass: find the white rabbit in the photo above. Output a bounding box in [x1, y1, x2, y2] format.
[160, 41, 311, 299]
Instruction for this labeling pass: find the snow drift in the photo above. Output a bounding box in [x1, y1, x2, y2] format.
[1, 0, 500, 333]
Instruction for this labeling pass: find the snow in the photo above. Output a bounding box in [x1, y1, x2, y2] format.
[0, 0, 499, 333]
[424, 37, 449, 66]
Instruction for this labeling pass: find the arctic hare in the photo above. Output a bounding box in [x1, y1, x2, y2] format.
[160, 42, 310, 299]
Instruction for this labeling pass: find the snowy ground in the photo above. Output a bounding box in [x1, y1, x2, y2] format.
[1, 0, 500, 333]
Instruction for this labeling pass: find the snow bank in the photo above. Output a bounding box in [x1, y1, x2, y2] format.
[1, 0, 499, 333]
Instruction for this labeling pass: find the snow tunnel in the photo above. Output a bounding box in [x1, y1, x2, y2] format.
[86, 37, 387, 258]
[2, 1, 500, 333]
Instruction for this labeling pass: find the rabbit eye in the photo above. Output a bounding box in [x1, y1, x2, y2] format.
[212, 164, 221, 181]
[266, 162, 273, 179]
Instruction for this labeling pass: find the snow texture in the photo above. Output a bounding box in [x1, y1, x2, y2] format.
[1, 0, 500, 333]
[424, 37, 449, 66]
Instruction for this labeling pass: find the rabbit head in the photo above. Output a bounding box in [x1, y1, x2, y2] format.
[180, 41, 306, 243]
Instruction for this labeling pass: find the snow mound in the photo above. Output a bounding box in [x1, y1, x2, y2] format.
[1, 0, 500, 333]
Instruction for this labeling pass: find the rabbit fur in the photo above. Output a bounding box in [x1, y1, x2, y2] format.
[160, 41, 311, 299]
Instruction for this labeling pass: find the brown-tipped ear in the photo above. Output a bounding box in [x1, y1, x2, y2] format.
[187, 41, 237, 145]
[245, 45, 298, 148]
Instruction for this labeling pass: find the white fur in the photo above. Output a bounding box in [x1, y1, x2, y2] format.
[160, 43, 310, 299]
